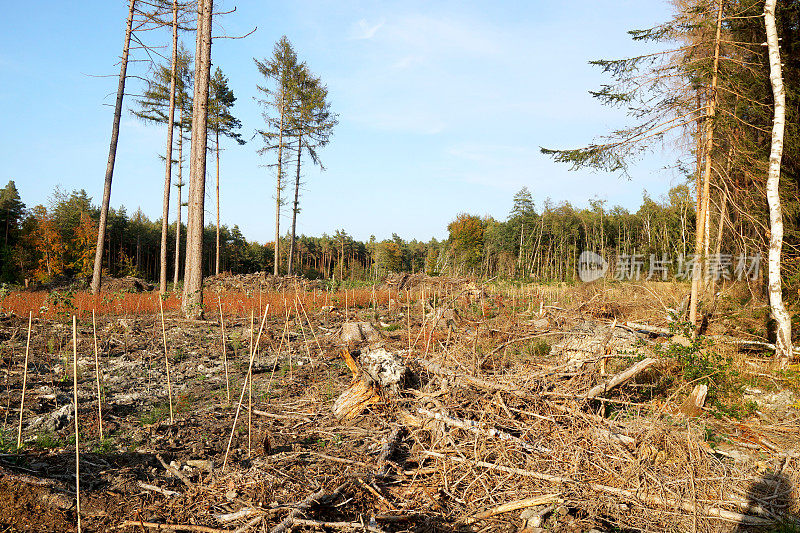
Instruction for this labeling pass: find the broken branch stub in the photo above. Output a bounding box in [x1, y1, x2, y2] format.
[332, 348, 407, 420]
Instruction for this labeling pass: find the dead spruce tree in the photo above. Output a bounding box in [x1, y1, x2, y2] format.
[541, 0, 746, 330]
[286, 64, 337, 276]
[132, 47, 194, 292]
[91, 0, 137, 294]
[255, 36, 299, 276]
[209, 67, 244, 276]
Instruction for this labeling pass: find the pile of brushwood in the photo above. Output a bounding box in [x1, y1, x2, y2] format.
[0, 280, 798, 532]
[204, 272, 328, 293]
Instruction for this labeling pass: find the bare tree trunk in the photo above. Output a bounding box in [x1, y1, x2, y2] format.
[91, 0, 136, 294]
[708, 190, 727, 295]
[182, 0, 213, 319]
[288, 132, 302, 276]
[158, 0, 179, 294]
[274, 93, 285, 276]
[174, 121, 184, 288]
[689, 1, 722, 329]
[765, 0, 793, 362]
[215, 128, 220, 276]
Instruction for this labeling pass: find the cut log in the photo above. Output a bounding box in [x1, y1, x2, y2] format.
[339, 322, 381, 344]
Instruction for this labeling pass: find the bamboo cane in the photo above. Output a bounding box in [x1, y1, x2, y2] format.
[223, 304, 269, 472]
[91, 310, 104, 440]
[248, 310, 254, 456]
[16, 311, 32, 449]
[72, 316, 82, 533]
[158, 297, 174, 424]
[218, 296, 230, 403]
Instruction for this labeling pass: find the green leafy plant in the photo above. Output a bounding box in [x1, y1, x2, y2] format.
[44, 289, 76, 322]
[659, 321, 749, 416]
[31, 432, 66, 450]
[139, 402, 171, 425]
[0, 429, 17, 453]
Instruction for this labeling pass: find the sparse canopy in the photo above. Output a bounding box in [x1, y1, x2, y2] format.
[132, 48, 194, 130]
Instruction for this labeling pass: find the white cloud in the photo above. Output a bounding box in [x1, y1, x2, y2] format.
[349, 18, 385, 40]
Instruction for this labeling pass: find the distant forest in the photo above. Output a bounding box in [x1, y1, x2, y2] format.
[0, 179, 734, 286]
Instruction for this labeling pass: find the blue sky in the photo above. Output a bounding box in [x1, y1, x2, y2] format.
[0, 0, 684, 244]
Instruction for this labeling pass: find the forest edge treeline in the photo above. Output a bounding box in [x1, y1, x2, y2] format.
[0, 180, 731, 286]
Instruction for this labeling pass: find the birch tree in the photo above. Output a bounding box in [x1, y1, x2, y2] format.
[764, 0, 793, 361]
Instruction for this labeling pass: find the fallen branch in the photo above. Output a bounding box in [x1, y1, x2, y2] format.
[302, 451, 375, 470]
[585, 357, 658, 399]
[418, 408, 549, 454]
[117, 521, 228, 532]
[291, 518, 386, 532]
[416, 358, 536, 400]
[137, 481, 181, 498]
[460, 493, 562, 525]
[422, 451, 772, 525]
[214, 508, 257, 523]
[156, 454, 194, 488]
[269, 482, 348, 533]
[622, 322, 799, 353]
[378, 426, 405, 471]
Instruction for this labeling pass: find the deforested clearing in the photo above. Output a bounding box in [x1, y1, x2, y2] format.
[0, 276, 798, 532]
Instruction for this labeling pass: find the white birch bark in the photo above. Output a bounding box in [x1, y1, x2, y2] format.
[764, 0, 793, 361]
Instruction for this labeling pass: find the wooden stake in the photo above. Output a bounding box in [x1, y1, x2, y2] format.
[91, 310, 104, 440]
[295, 291, 324, 354]
[248, 310, 254, 456]
[159, 297, 174, 424]
[223, 304, 269, 472]
[218, 296, 230, 403]
[294, 296, 312, 360]
[407, 293, 412, 355]
[72, 316, 81, 533]
[16, 311, 32, 449]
